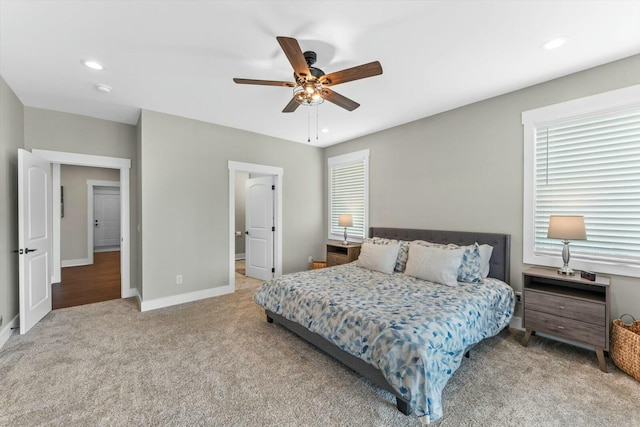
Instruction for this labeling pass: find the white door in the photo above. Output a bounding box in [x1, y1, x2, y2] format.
[94, 189, 121, 248]
[245, 176, 274, 281]
[18, 149, 52, 334]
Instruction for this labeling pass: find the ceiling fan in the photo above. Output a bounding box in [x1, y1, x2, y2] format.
[233, 36, 383, 113]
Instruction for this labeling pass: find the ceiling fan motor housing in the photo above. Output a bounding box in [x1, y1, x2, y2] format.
[303, 51, 325, 79]
[304, 51, 317, 66]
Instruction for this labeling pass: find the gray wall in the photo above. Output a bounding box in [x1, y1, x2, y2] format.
[139, 110, 324, 301]
[60, 165, 120, 261]
[0, 75, 24, 329]
[234, 172, 249, 256]
[24, 107, 138, 293]
[325, 54, 640, 320]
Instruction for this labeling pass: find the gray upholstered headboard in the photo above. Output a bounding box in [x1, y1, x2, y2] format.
[369, 227, 511, 284]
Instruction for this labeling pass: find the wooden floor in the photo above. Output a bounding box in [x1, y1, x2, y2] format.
[53, 251, 121, 310]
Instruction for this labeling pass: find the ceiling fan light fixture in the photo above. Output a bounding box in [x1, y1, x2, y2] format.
[293, 85, 324, 106]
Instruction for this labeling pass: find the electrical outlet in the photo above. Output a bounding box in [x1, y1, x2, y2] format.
[515, 292, 522, 303]
[176, 275, 183, 285]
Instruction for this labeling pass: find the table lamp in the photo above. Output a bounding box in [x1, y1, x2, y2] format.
[547, 215, 586, 275]
[338, 214, 353, 245]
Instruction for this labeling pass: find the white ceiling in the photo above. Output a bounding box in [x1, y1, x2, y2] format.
[1, 1, 639, 148]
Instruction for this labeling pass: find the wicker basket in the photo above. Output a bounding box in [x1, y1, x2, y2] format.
[610, 314, 640, 381]
[310, 260, 327, 270]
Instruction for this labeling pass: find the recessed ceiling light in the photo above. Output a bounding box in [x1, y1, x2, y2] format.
[321, 128, 330, 133]
[541, 36, 568, 50]
[95, 83, 112, 93]
[83, 60, 104, 70]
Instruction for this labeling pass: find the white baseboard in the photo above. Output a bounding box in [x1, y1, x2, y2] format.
[139, 285, 234, 312]
[135, 292, 143, 310]
[0, 315, 19, 350]
[510, 316, 523, 331]
[94, 246, 120, 253]
[235, 253, 245, 260]
[61, 258, 91, 267]
[122, 286, 139, 299]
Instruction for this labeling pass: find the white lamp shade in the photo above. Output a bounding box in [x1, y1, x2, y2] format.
[338, 214, 353, 227]
[547, 215, 587, 240]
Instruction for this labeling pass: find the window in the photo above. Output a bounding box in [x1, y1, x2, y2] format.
[522, 85, 640, 278]
[328, 149, 369, 242]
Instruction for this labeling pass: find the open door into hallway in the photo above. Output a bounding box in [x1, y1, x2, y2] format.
[228, 161, 283, 292]
[18, 149, 52, 334]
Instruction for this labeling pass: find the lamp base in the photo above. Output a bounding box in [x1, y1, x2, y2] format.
[557, 266, 575, 276]
[342, 241, 349, 246]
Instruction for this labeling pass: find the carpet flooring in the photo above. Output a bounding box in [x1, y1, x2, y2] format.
[1, 284, 638, 426]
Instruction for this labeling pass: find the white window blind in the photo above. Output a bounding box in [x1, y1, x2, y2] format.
[328, 150, 369, 241]
[533, 106, 640, 266]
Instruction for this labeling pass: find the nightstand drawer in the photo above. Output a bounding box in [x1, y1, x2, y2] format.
[327, 252, 347, 266]
[524, 289, 605, 325]
[524, 309, 606, 348]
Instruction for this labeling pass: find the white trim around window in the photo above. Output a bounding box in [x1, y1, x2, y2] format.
[328, 149, 369, 242]
[522, 84, 640, 278]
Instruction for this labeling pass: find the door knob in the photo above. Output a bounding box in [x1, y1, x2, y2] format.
[25, 248, 37, 253]
[245, 231, 249, 235]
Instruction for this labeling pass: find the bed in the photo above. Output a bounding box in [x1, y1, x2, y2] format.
[253, 227, 514, 423]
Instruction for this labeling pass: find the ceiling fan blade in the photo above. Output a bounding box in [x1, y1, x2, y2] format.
[233, 78, 296, 87]
[276, 36, 310, 78]
[321, 88, 360, 111]
[320, 61, 383, 86]
[282, 97, 300, 113]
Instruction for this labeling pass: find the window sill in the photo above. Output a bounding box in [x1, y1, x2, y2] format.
[523, 252, 640, 279]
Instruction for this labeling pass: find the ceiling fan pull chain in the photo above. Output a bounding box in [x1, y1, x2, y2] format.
[307, 107, 311, 143]
[316, 105, 319, 141]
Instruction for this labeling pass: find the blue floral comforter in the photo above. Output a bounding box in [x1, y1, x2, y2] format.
[253, 262, 514, 422]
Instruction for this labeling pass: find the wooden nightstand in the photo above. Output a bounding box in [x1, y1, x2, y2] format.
[326, 241, 361, 267]
[522, 266, 611, 372]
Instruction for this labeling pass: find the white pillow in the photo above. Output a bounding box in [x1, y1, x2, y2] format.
[478, 244, 494, 278]
[356, 242, 400, 274]
[423, 241, 493, 279]
[404, 243, 465, 286]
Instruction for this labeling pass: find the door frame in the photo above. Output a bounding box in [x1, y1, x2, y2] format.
[87, 180, 120, 261]
[228, 161, 283, 291]
[32, 149, 134, 298]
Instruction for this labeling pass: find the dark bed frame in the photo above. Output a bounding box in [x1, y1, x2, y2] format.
[264, 227, 511, 415]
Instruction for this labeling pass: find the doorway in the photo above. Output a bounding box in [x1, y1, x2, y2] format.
[31, 149, 133, 299]
[228, 161, 283, 291]
[18, 149, 132, 334]
[234, 172, 273, 289]
[88, 180, 121, 255]
[55, 170, 122, 309]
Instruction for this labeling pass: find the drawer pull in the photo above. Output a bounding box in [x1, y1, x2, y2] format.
[556, 325, 565, 330]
